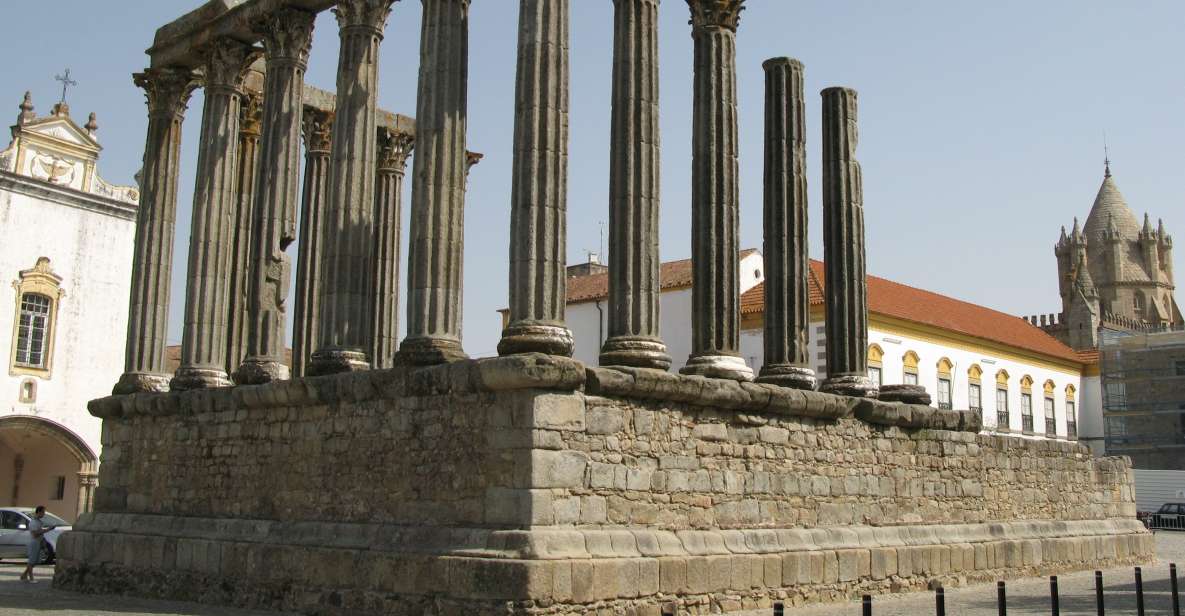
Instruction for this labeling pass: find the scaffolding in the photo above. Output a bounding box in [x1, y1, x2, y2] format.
[1100, 327, 1185, 469]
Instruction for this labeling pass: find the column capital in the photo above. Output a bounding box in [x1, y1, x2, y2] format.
[686, 0, 745, 32]
[199, 37, 260, 94]
[254, 7, 317, 68]
[377, 128, 415, 174]
[333, 0, 397, 36]
[239, 91, 263, 137]
[133, 67, 201, 120]
[301, 108, 334, 153]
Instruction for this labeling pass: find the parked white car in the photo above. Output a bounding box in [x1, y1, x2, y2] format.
[0, 507, 71, 564]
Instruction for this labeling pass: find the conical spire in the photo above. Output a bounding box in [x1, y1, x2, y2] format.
[1071, 217, 1083, 242]
[17, 91, 34, 125]
[1059, 225, 1068, 243]
[1142, 212, 1154, 237]
[1083, 166, 1139, 243]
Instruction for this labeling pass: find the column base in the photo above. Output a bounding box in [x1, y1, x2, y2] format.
[679, 353, 754, 381]
[878, 384, 931, 405]
[394, 336, 468, 367]
[599, 336, 671, 371]
[756, 364, 817, 390]
[819, 374, 879, 398]
[307, 347, 370, 376]
[169, 367, 232, 391]
[497, 322, 574, 357]
[112, 372, 171, 395]
[232, 357, 291, 385]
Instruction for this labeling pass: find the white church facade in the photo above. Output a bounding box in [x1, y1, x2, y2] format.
[562, 250, 1101, 449]
[0, 93, 138, 521]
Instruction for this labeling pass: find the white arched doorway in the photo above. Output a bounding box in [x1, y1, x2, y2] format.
[0, 416, 97, 522]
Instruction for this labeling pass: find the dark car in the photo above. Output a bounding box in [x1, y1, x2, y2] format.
[1147, 502, 1185, 531]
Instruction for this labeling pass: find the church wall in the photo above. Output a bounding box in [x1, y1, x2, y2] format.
[0, 181, 134, 464]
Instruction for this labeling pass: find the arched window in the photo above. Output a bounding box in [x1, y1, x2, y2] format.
[1065, 385, 1077, 440]
[967, 364, 984, 415]
[902, 351, 920, 385]
[1042, 380, 1057, 436]
[936, 358, 954, 409]
[1019, 376, 1035, 432]
[995, 370, 1010, 431]
[867, 344, 884, 387]
[1133, 291, 1146, 316]
[8, 258, 63, 377]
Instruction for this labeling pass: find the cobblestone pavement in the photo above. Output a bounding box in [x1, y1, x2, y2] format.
[0, 533, 1180, 615]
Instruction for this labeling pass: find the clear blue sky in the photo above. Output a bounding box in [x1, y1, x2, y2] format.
[4, 1, 1182, 359]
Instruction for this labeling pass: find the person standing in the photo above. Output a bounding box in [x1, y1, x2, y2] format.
[20, 505, 53, 583]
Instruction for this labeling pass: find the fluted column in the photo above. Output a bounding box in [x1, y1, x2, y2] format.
[371, 128, 414, 370]
[113, 67, 200, 395]
[291, 108, 333, 377]
[226, 91, 262, 376]
[171, 39, 258, 391]
[308, 0, 394, 375]
[396, 0, 470, 366]
[497, 0, 574, 358]
[818, 87, 876, 398]
[680, 0, 752, 381]
[757, 57, 815, 390]
[235, 8, 316, 384]
[598, 0, 670, 370]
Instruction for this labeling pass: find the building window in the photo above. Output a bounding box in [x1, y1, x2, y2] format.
[969, 383, 982, 413]
[867, 344, 884, 387]
[1044, 397, 1056, 436]
[50, 476, 65, 501]
[902, 351, 920, 385]
[1021, 393, 1034, 432]
[18, 379, 36, 403]
[1133, 291, 1145, 316]
[996, 387, 1009, 430]
[868, 366, 882, 387]
[1066, 401, 1077, 440]
[1176, 360, 1185, 377]
[9, 257, 64, 377]
[937, 378, 952, 410]
[1104, 382, 1126, 409]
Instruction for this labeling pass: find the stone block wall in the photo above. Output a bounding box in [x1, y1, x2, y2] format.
[56, 355, 1153, 615]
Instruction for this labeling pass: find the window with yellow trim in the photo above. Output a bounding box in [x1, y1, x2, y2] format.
[995, 370, 1010, 431]
[867, 344, 884, 387]
[968, 364, 983, 414]
[1020, 376, 1034, 432]
[936, 358, 953, 410]
[9, 258, 63, 378]
[902, 351, 920, 386]
[1065, 384, 1077, 440]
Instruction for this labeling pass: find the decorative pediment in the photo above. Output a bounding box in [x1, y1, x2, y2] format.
[23, 116, 99, 150]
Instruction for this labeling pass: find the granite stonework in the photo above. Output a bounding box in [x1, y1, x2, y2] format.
[58, 355, 1150, 615]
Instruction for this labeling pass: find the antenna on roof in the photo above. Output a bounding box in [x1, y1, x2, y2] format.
[599, 220, 605, 263]
[1103, 131, 1111, 178]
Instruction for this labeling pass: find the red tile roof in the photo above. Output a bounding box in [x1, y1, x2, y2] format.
[738, 260, 1083, 364]
[567, 249, 758, 303]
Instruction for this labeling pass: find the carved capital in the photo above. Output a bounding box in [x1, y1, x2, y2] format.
[133, 67, 201, 119]
[255, 7, 316, 68]
[333, 0, 396, 35]
[301, 107, 334, 154]
[377, 128, 414, 173]
[687, 0, 745, 32]
[199, 37, 261, 94]
[239, 91, 263, 137]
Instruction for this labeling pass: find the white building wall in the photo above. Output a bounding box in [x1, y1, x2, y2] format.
[1078, 375, 1105, 455]
[0, 185, 134, 457]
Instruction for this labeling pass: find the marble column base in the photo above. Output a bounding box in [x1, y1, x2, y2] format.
[679, 354, 755, 382]
[112, 371, 172, 395]
[307, 347, 370, 376]
[756, 364, 817, 390]
[878, 384, 931, 405]
[395, 336, 469, 367]
[497, 323, 575, 358]
[599, 336, 671, 371]
[819, 374, 879, 398]
[233, 357, 291, 385]
[169, 367, 232, 391]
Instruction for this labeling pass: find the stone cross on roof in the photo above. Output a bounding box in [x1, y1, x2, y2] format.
[54, 68, 77, 104]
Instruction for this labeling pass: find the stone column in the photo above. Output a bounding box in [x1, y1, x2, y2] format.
[308, 0, 394, 375]
[114, 67, 200, 395]
[756, 58, 815, 390]
[679, 0, 752, 381]
[291, 108, 333, 378]
[235, 8, 316, 384]
[171, 39, 258, 391]
[818, 87, 876, 398]
[226, 91, 262, 376]
[371, 128, 414, 370]
[396, 0, 470, 366]
[598, 0, 670, 370]
[497, 0, 574, 358]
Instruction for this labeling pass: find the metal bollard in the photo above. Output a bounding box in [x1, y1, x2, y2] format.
[1051, 575, 1060, 616]
[997, 580, 1007, 616]
[1135, 567, 1145, 616]
[773, 602, 784, 616]
[935, 586, 946, 616]
[863, 594, 872, 616]
[1171, 563, 1180, 616]
[1096, 570, 1105, 616]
